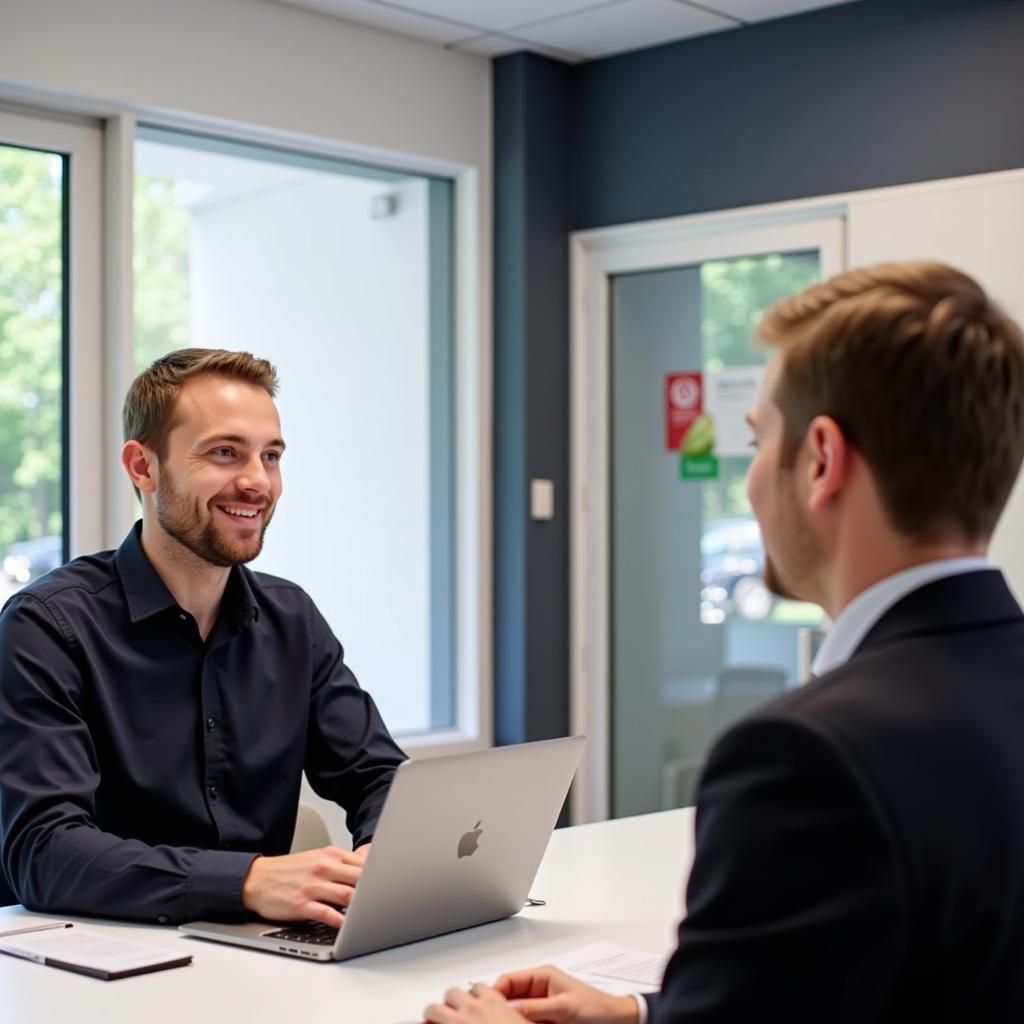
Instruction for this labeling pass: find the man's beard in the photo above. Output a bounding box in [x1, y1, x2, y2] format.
[761, 473, 821, 604]
[763, 553, 800, 601]
[156, 476, 272, 568]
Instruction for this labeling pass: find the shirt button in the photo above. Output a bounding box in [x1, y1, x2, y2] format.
[208, 785, 219, 800]
[157, 915, 170, 925]
[206, 718, 216, 732]
[179, 613, 187, 621]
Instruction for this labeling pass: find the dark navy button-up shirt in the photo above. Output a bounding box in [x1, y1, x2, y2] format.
[0, 523, 406, 924]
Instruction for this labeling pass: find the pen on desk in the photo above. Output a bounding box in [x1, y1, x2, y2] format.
[0, 922, 73, 939]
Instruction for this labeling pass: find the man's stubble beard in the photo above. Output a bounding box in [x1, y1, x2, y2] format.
[155, 474, 273, 568]
[761, 469, 822, 604]
[762, 552, 795, 601]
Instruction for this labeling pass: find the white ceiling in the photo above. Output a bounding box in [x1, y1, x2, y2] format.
[269, 0, 860, 62]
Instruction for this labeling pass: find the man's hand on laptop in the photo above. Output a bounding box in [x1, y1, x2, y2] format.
[242, 844, 370, 928]
[423, 967, 639, 1024]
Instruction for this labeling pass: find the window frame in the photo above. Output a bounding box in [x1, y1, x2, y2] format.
[0, 105, 104, 564]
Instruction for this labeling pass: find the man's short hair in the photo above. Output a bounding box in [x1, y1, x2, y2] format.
[123, 348, 279, 458]
[759, 261, 1024, 543]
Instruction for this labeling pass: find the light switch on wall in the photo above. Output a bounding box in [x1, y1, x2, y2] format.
[531, 479, 555, 521]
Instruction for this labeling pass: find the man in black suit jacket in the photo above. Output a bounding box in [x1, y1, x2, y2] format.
[424, 261, 1024, 1024]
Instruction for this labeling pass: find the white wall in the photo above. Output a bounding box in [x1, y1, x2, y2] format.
[846, 170, 1024, 599]
[0, 0, 489, 173]
[189, 172, 433, 734]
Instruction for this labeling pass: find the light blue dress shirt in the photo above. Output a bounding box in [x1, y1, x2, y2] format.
[811, 556, 990, 676]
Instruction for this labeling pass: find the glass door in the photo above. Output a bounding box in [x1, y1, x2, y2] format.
[610, 250, 825, 817]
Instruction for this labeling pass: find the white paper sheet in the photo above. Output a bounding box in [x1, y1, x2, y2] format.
[706, 365, 765, 457]
[548, 941, 668, 995]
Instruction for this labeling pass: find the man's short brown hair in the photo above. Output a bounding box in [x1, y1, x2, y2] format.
[123, 348, 279, 458]
[759, 261, 1024, 543]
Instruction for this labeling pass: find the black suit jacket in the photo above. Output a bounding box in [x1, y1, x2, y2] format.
[649, 569, 1024, 1022]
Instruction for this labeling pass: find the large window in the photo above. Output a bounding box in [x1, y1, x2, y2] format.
[132, 127, 456, 738]
[0, 109, 102, 603]
[0, 142, 64, 603]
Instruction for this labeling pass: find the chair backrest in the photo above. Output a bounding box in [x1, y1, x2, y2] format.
[711, 666, 788, 737]
[290, 803, 331, 853]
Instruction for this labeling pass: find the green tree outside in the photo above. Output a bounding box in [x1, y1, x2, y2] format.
[0, 144, 63, 552]
[0, 152, 191, 561]
[700, 251, 819, 524]
[698, 250, 822, 624]
[702, 250, 819, 373]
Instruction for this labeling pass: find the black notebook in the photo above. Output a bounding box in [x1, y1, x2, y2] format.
[0, 921, 192, 980]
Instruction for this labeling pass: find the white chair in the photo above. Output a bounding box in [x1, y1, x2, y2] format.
[290, 803, 331, 853]
[661, 665, 788, 809]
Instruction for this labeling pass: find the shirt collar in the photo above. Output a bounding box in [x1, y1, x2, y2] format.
[811, 556, 991, 677]
[114, 520, 259, 627]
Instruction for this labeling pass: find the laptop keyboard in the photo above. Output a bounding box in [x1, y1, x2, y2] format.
[264, 922, 339, 946]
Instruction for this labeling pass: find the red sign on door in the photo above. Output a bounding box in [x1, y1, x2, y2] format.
[665, 372, 703, 450]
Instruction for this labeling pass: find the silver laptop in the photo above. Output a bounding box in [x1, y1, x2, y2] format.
[180, 736, 584, 961]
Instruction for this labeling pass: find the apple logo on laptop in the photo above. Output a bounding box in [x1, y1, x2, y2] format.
[458, 820, 483, 858]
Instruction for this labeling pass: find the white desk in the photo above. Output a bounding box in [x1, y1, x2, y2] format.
[1, 809, 694, 1023]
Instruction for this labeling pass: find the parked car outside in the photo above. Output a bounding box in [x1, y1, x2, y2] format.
[2, 534, 63, 586]
[700, 517, 774, 624]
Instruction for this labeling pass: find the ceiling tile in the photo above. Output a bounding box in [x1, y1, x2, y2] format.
[452, 32, 585, 63]
[512, 0, 734, 59]
[268, 0, 863, 59]
[382, 0, 615, 33]
[705, 0, 860, 23]
[452, 34, 527, 57]
[287, 0, 475, 43]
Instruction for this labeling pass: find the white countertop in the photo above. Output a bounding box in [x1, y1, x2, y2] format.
[1, 808, 695, 1023]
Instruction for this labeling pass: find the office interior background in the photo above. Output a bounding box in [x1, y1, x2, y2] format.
[2, 0, 1023, 838]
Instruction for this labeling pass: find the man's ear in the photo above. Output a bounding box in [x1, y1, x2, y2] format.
[122, 440, 157, 494]
[805, 415, 849, 512]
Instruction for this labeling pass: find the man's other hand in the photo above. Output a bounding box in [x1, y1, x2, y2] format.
[424, 983, 528, 1024]
[423, 968, 639, 1024]
[242, 845, 369, 928]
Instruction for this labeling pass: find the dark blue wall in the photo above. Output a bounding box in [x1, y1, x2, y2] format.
[493, 54, 573, 746]
[492, 0, 1024, 745]
[573, 0, 1024, 228]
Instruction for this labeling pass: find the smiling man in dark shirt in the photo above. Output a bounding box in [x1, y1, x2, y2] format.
[0, 348, 406, 926]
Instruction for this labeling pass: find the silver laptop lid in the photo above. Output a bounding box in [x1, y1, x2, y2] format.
[333, 735, 585, 960]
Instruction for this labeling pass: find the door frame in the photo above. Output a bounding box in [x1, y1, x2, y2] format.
[569, 204, 846, 824]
